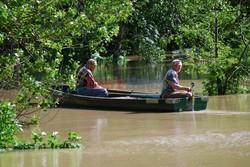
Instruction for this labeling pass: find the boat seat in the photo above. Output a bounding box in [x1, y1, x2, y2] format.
[109, 96, 138, 99]
[130, 93, 161, 99]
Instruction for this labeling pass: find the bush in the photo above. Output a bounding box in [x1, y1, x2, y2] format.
[0, 101, 21, 149]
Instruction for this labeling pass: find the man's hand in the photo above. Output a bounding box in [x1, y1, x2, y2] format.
[185, 87, 192, 92]
[170, 82, 191, 92]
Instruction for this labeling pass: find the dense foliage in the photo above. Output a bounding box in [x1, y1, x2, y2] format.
[175, 0, 250, 95]
[0, 0, 133, 118]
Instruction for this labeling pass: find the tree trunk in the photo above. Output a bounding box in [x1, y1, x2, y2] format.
[215, 15, 218, 59]
[113, 22, 125, 64]
[214, 14, 225, 95]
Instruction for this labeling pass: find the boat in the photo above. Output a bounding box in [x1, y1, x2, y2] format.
[52, 85, 208, 112]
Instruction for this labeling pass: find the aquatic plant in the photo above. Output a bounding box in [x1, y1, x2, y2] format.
[0, 101, 82, 151]
[14, 131, 82, 150]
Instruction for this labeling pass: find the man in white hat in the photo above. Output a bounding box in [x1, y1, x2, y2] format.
[161, 59, 192, 98]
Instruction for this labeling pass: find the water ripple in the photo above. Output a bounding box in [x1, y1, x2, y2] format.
[108, 131, 250, 151]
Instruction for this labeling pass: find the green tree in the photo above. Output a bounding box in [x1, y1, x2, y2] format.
[174, 0, 249, 95]
[0, 0, 133, 119]
[106, 0, 174, 63]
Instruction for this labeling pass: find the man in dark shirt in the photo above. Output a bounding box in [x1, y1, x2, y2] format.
[76, 59, 108, 97]
[161, 59, 192, 98]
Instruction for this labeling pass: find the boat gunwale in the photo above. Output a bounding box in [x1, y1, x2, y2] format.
[53, 89, 208, 102]
[53, 89, 185, 101]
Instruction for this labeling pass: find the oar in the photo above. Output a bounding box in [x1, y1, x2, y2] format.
[191, 82, 195, 111]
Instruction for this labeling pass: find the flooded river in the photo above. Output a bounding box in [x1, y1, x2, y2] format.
[1, 94, 250, 167]
[1, 64, 250, 167]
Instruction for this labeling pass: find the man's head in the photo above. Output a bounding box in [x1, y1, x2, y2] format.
[86, 59, 97, 72]
[172, 59, 182, 73]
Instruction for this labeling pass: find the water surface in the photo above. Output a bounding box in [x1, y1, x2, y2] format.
[1, 93, 249, 167]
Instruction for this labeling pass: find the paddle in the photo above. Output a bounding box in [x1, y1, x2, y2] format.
[191, 82, 195, 111]
[191, 82, 197, 128]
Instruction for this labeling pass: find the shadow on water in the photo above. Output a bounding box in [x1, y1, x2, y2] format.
[57, 105, 180, 114]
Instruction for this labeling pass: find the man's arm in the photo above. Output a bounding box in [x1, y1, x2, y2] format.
[169, 82, 191, 92]
[85, 76, 106, 89]
[85, 76, 98, 88]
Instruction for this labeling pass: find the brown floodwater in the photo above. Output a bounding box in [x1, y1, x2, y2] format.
[0, 93, 249, 167]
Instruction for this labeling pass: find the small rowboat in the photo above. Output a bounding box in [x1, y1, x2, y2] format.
[53, 85, 208, 112]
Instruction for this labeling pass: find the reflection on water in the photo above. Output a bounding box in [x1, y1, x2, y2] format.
[1, 63, 250, 167]
[94, 63, 204, 94]
[94, 62, 199, 81]
[0, 149, 82, 167]
[207, 94, 250, 112]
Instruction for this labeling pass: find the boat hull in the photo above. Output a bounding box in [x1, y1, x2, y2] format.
[53, 89, 208, 112]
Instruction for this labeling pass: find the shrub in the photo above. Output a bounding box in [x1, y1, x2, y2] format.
[0, 101, 21, 149]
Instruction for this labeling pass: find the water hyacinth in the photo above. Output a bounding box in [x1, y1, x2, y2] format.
[52, 131, 58, 136]
[12, 131, 82, 150]
[41, 132, 47, 136]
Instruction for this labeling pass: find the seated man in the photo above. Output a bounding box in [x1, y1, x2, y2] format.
[76, 59, 108, 97]
[161, 59, 192, 98]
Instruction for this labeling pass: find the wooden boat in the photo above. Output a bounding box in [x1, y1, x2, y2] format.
[52, 85, 208, 112]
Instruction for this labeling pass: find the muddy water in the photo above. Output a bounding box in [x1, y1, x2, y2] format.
[1, 94, 250, 167]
